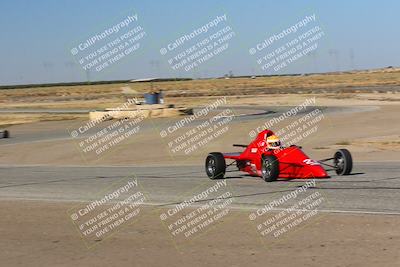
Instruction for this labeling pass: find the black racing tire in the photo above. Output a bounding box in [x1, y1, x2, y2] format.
[334, 149, 352, 175]
[261, 154, 279, 182]
[205, 152, 226, 179]
[3, 130, 9, 138]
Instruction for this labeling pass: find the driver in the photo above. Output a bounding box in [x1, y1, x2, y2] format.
[266, 135, 282, 150]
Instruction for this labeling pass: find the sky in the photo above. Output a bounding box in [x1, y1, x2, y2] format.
[0, 0, 399, 85]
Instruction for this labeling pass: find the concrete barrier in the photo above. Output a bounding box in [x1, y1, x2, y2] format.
[89, 105, 193, 121]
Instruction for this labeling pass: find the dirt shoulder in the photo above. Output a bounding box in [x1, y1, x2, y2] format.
[0, 200, 399, 267]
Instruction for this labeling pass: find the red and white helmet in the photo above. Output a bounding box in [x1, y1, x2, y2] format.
[266, 135, 281, 150]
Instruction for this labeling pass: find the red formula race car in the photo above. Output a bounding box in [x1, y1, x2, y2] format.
[0, 129, 9, 139]
[205, 129, 353, 182]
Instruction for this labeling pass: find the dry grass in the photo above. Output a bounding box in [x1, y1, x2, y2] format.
[0, 114, 86, 127]
[1, 70, 400, 109]
[335, 141, 351, 146]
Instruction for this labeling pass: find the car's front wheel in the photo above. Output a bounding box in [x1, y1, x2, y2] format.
[261, 155, 279, 182]
[334, 149, 352, 175]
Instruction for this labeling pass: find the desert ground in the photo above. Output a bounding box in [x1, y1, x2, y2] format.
[1, 71, 400, 266]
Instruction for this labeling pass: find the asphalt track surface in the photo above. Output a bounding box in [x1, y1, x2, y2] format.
[0, 162, 399, 214]
[0, 105, 373, 145]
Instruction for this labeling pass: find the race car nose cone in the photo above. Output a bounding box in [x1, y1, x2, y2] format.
[308, 165, 329, 178]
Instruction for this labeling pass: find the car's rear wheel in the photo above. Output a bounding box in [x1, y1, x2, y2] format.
[334, 149, 352, 175]
[205, 152, 226, 179]
[2, 130, 9, 138]
[261, 155, 279, 182]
